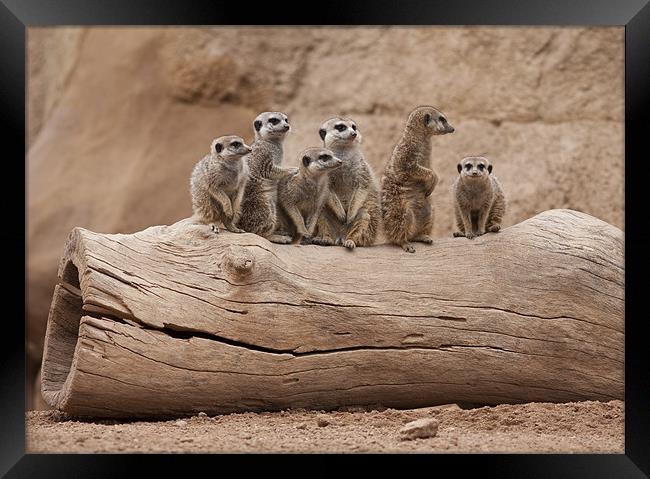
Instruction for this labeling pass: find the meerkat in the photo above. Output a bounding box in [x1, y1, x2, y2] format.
[381, 105, 455, 253]
[311, 117, 381, 250]
[452, 156, 506, 239]
[275, 147, 343, 244]
[236, 111, 298, 243]
[190, 135, 252, 233]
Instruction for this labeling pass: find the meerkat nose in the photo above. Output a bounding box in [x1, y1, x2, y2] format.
[448, 126, 455, 133]
[350, 131, 357, 138]
[283, 125, 290, 131]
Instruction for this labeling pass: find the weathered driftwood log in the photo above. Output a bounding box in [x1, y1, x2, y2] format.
[41, 209, 624, 418]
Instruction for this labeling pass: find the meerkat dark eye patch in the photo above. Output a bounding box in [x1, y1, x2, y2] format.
[335, 124, 347, 132]
[269, 118, 280, 125]
[215, 143, 223, 153]
[488, 164, 493, 174]
[302, 155, 311, 167]
[254, 120, 262, 131]
[478, 164, 485, 170]
[319, 128, 327, 140]
[424, 113, 431, 125]
[465, 164, 472, 170]
[318, 154, 330, 161]
[440, 117, 447, 123]
[231, 141, 242, 149]
[351, 124, 357, 131]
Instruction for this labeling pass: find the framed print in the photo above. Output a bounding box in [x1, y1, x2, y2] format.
[3, 0, 649, 476]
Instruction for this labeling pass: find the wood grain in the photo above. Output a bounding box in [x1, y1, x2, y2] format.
[40, 209, 624, 418]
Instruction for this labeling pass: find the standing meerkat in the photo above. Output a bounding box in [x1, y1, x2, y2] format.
[452, 156, 506, 239]
[381, 105, 454, 253]
[190, 135, 252, 233]
[237, 111, 298, 243]
[312, 117, 381, 250]
[275, 147, 343, 244]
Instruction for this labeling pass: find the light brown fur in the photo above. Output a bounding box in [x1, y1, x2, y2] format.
[312, 117, 380, 250]
[381, 106, 454, 253]
[237, 112, 298, 243]
[452, 156, 506, 239]
[276, 147, 342, 244]
[190, 135, 251, 233]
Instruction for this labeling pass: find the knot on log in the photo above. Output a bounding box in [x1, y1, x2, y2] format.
[40, 209, 624, 418]
[222, 245, 255, 278]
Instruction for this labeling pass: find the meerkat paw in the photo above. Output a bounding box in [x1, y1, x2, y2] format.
[343, 239, 356, 250]
[268, 234, 293, 244]
[209, 224, 220, 234]
[453, 231, 465, 238]
[401, 243, 416, 253]
[224, 223, 245, 234]
[413, 235, 433, 244]
[311, 236, 334, 246]
[488, 224, 501, 233]
[465, 233, 476, 240]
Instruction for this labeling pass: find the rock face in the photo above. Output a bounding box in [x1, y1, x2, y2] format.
[27, 27, 624, 408]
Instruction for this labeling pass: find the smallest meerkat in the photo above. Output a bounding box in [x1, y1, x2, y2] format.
[452, 156, 506, 239]
[190, 135, 252, 233]
[276, 147, 343, 244]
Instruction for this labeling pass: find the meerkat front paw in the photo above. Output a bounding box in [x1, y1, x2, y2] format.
[453, 231, 465, 238]
[413, 235, 433, 244]
[268, 234, 293, 244]
[210, 224, 220, 234]
[465, 232, 476, 240]
[343, 239, 356, 250]
[225, 224, 246, 234]
[401, 243, 416, 253]
[487, 224, 501, 233]
[312, 236, 334, 246]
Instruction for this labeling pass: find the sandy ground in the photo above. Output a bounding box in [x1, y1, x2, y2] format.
[26, 400, 623, 453]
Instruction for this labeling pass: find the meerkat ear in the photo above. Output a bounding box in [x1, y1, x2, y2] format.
[424, 113, 431, 125]
[302, 155, 311, 167]
[319, 128, 326, 141]
[488, 164, 493, 174]
[457, 163, 462, 174]
[254, 120, 263, 132]
[215, 143, 223, 154]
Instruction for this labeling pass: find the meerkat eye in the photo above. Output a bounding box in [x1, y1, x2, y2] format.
[269, 118, 280, 125]
[335, 124, 347, 132]
[465, 164, 472, 170]
[351, 124, 357, 131]
[478, 164, 485, 170]
[440, 117, 447, 123]
[318, 154, 330, 161]
[231, 141, 242, 149]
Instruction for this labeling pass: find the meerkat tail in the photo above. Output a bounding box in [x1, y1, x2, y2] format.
[381, 198, 415, 246]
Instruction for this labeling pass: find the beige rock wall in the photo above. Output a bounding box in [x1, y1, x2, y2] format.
[27, 27, 624, 408]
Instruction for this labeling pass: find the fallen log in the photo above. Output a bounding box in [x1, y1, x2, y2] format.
[41, 209, 624, 418]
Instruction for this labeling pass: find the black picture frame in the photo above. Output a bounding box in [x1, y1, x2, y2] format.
[4, 0, 649, 476]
